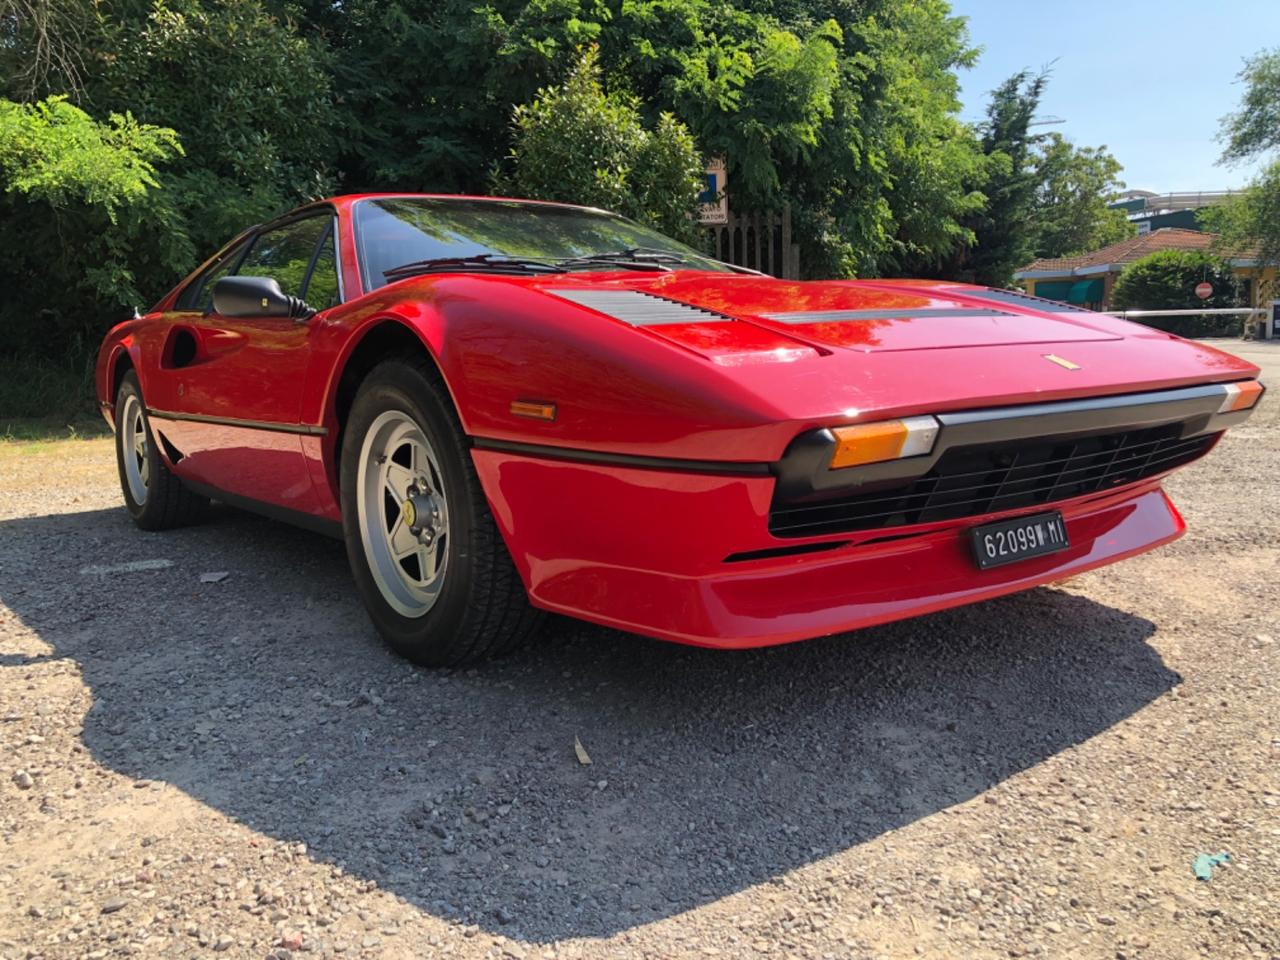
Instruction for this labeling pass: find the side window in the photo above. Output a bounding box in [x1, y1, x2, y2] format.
[237, 217, 329, 299]
[302, 226, 340, 309]
[176, 238, 250, 311]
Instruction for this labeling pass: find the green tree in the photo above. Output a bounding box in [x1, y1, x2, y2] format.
[89, 0, 338, 256]
[930, 69, 1047, 287]
[792, 0, 986, 277]
[1204, 47, 1280, 277]
[1218, 47, 1280, 164]
[302, 0, 985, 278]
[1030, 133, 1133, 259]
[1111, 250, 1242, 337]
[0, 96, 190, 347]
[0, 95, 191, 416]
[0, 0, 92, 101]
[495, 48, 704, 243]
[1201, 162, 1280, 269]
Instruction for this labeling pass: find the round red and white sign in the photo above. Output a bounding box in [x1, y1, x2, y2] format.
[1195, 282, 1213, 299]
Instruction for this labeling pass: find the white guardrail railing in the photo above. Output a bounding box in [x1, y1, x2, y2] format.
[1099, 307, 1276, 339]
[1099, 308, 1264, 318]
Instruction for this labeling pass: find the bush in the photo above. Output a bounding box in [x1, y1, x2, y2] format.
[0, 96, 191, 373]
[1110, 250, 1244, 337]
[494, 48, 705, 244]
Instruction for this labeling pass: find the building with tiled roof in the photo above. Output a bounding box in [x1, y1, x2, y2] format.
[1014, 228, 1274, 312]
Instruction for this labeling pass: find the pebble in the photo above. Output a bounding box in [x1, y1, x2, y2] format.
[280, 932, 304, 950]
[11, 771, 33, 790]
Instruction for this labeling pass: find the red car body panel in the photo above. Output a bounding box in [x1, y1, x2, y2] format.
[96, 193, 1263, 648]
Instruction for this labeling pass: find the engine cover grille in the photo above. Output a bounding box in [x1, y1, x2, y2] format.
[769, 424, 1218, 537]
[549, 289, 731, 326]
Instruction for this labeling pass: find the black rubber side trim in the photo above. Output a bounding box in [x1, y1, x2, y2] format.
[723, 540, 850, 563]
[146, 408, 328, 436]
[181, 478, 343, 539]
[472, 437, 772, 475]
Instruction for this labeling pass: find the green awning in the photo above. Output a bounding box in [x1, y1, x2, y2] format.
[1033, 280, 1074, 301]
[1067, 279, 1103, 305]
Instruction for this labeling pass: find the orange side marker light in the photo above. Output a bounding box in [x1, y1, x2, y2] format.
[510, 400, 557, 421]
[1219, 380, 1263, 413]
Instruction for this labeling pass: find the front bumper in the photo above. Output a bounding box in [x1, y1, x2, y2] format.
[472, 448, 1187, 648]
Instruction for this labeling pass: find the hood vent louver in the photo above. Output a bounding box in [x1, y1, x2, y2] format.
[549, 289, 733, 326]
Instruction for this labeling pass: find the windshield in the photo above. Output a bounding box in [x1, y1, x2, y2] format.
[355, 197, 729, 290]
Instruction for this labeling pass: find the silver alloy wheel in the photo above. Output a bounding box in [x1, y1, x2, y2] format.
[356, 409, 450, 618]
[120, 393, 150, 504]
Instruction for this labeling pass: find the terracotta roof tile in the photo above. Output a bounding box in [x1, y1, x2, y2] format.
[1018, 229, 1226, 274]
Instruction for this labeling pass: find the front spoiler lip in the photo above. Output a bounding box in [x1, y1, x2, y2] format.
[523, 484, 1186, 649]
[775, 380, 1264, 501]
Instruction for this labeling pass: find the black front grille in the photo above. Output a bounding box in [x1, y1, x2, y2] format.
[769, 424, 1218, 537]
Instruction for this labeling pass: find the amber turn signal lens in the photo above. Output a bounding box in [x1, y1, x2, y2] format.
[1218, 380, 1263, 413]
[830, 416, 939, 469]
[510, 400, 557, 421]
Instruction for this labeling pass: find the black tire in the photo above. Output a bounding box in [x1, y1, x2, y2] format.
[114, 371, 209, 530]
[339, 356, 542, 666]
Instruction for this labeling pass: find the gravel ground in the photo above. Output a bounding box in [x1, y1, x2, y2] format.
[1, 342, 1277, 960]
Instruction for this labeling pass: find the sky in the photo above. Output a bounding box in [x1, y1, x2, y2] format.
[950, 0, 1280, 194]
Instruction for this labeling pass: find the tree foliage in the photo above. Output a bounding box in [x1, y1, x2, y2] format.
[1201, 161, 1280, 269]
[0, 96, 191, 362]
[495, 48, 704, 243]
[1030, 133, 1132, 259]
[295, 0, 988, 278]
[0, 96, 179, 212]
[1218, 47, 1280, 165]
[0, 0, 90, 100]
[1111, 250, 1242, 337]
[0, 0, 336, 375]
[0, 0, 1139, 415]
[88, 0, 338, 255]
[925, 72, 1133, 283]
[924, 70, 1045, 287]
[1207, 47, 1280, 273]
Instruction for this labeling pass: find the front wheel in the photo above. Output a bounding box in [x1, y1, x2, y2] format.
[339, 357, 541, 666]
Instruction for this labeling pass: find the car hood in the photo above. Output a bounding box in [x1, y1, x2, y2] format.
[530, 271, 1259, 427]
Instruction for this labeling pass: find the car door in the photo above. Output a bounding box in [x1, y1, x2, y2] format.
[149, 214, 340, 514]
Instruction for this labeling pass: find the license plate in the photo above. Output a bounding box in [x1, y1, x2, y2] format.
[970, 511, 1069, 570]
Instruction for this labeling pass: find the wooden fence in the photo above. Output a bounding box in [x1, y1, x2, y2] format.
[705, 205, 801, 279]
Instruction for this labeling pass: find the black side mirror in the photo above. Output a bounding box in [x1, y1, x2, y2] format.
[211, 276, 315, 321]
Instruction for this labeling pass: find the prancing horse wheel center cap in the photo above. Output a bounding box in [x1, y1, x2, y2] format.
[401, 494, 436, 535]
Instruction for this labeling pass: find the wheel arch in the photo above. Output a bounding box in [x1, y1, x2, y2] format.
[110, 348, 136, 401]
[325, 318, 465, 495]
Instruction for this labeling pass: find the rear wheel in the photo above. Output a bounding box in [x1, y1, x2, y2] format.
[339, 357, 541, 665]
[114, 371, 208, 530]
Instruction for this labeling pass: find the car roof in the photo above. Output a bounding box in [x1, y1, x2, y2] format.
[306, 193, 613, 216]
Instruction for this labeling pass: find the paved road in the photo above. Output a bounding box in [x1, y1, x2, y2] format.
[0, 343, 1276, 959]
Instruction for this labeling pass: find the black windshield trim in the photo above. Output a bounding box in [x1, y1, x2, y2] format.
[353, 196, 725, 295]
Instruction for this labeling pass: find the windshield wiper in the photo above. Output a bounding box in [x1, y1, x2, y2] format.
[559, 247, 688, 271]
[383, 254, 567, 279]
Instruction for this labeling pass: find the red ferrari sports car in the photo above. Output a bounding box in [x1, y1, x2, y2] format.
[96, 193, 1264, 664]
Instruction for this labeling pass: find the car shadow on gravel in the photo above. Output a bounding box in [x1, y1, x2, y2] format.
[0, 507, 1180, 942]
